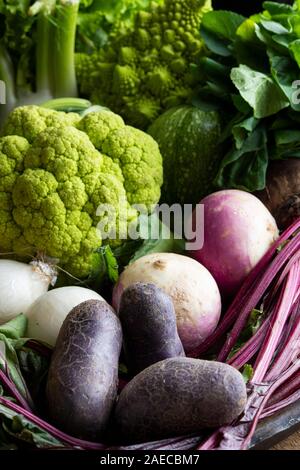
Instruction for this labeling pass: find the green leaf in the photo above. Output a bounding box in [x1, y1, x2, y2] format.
[232, 117, 259, 149]
[201, 10, 245, 41]
[231, 64, 289, 118]
[272, 33, 294, 48]
[269, 52, 300, 111]
[0, 336, 31, 403]
[17, 346, 50, 405]
[260, 19, 289, 35]
[228, 308, 265, 361]
[236, 18, 257, 43]
[274, 129, 300, 146]
[0, 314, 27, 340]
[200, 27, 231, 57]
[242, 364, 254, 383]
[199, 57, 232, 82]
[235, 20, 269, 71]
[263, 1, 294, 16]
[99, 245, 119, 283]
[289, 13, 300, 37]
[254, 23, 290, 54]
[0, 404, 63, 448]
[215, 124, 269, 191]
[231, 94, 252, 114]
[289, 39, 300, 66]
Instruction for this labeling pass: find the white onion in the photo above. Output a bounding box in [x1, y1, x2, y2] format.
[26, 286, 105, 346]
[0, 260, 54, 324]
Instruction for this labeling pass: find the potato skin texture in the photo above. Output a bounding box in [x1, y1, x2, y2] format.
[119, 283, 185, 374]
[46, 299, 122, 440]
[115, 357, 247, 443]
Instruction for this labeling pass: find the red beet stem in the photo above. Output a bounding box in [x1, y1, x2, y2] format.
[252, 262, 300, 382]
[191, 218, 300, 358]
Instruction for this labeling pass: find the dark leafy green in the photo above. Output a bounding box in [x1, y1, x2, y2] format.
[0, 404, 63, 448]
[195, 1, 300, 191]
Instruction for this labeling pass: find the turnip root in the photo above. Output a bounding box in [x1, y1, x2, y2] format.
[191, 190, 279, 299]
[256, 159, 300, 230]
[26, 286, 104, 346]
[113, 253, 221, 353]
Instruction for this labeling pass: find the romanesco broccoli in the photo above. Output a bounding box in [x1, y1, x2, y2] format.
[0, 105, 163, 278]
[76, 0, 211, 129]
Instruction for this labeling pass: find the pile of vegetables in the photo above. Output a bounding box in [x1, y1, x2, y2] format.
[1, 0, 300, 453]
[0, 213, 299, 450]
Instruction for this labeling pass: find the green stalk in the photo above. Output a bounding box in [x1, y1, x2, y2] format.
[36, 7, 55, 97]
[41, 97, 91, 112]
[0, 44, 17, 125]
[53, 0, 79, 98]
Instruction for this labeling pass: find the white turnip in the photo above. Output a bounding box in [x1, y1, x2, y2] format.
[113, 253, 221, 353]
[26, 286, 104, 346]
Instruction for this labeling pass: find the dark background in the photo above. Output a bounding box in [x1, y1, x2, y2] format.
[212, 0, 293, 16]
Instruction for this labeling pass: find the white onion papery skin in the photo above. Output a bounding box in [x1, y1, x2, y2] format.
[0, 260, 51, 324]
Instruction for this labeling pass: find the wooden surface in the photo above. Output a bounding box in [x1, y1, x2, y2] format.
[271, 431, 300, 450]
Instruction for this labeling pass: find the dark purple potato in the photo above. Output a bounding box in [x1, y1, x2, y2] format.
[114, 357, 247, 443]
[119, 283, 185, 374]
[46, 300, 122, 440]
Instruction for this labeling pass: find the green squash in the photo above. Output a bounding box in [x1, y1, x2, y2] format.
[148, 105, 222, 205]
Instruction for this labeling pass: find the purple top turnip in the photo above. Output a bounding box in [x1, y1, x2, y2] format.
[191, 190, 279, 299]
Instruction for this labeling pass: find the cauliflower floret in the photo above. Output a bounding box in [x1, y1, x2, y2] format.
[0, 136, 29, 252]
[77, 109, 125, 149]
[102, 125, 163, 210]
[78, 110, 163, 209]
[2, 106, 81, 143]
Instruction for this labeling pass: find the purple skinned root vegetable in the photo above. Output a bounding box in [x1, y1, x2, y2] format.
[190, 190, 279, 299]
[46, 300, 122, 441]
[114, 357, 247, 443]
[119, 283, 185, 375]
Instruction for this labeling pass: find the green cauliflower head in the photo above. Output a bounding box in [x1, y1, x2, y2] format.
[76, 0, 211, 129]
[0, 106, 163, 278]
[2, 106, 81, 143]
